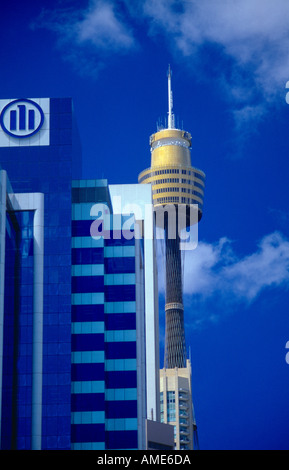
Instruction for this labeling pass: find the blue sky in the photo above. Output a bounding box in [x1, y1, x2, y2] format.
[1, 0, 289, 450]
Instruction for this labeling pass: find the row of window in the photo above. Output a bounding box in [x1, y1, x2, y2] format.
[181, 197, 198, 205]
[104, 246, 135, 259]
[139, 168, 205, 183]
[156, 196, 181, 203]
[71, 383, 138, 401]
[72, 213, 139, 243]
[72, 322, 104, 335]
[105, 329, 136, 343]
[72, 264, 104, 277]
[72, 236, 104, 249]
[72, 278, 136, 301]
[72, 380, 105, 394]
[181, 178, 204, 189]
[105, 358, 137, 372]
[106, 418, 138, 432]
[155, 196, 203, 206]
[141, 177, 204, 190]
[72, 186, 111, 204]
[105, 388, 137, 401]
[72, 356, 137, 373]
[71, 416, 138, 432]
[72, 292, 104, 305]
[72, 442, 105, 450]
[72, 333, 136, 356]
[105, 301, 136, 314]
[71, 411, 104, 425]
[153, 187, 203, 197]
[72, 300, 140, 316]
[154, 177, 179, 184]
[104, 273, 136, 286]
[72, 249, 135, 272]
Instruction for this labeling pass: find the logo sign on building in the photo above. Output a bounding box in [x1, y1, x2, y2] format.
[0, 98, 50, 147]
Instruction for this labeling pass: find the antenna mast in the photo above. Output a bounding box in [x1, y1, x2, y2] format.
[167, 65, 175, 129]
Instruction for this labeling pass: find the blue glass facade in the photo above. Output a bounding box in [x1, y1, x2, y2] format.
[71, 180, 145, 450]
[0, 98, 81, 449]
[1, 210, 34, 449]
[0, 98, 153, 450]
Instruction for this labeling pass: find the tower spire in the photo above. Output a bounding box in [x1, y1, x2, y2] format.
[167, 65, 174, 129]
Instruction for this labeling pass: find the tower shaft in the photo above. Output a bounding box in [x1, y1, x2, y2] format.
[164, 226, 186, 369]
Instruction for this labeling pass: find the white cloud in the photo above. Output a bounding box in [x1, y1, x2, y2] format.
[221, 232, 289, 301]
[33, 1, 289, 108]
[33, 0, 289, 125]
[158, 231, 289, 305]
[141, 0, 289, 121]
[75, 0, 135, 51]
[32, 0, 136, 75]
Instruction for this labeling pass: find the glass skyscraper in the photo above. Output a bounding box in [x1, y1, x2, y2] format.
[71, 179, 147, 450]
[0, 97, 160, 450]
[0, 97, 79, 449]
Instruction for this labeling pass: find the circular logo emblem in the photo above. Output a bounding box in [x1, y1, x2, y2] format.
[0, 99, 44, 138]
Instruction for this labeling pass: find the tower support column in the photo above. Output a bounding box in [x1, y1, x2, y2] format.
[164, 225, 186, 369]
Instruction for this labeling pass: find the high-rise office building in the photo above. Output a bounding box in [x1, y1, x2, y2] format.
[0, 97, 160, 450]
[71, 179, 159, 450]
[0, 97, 80, 449]
[109, 183, 160, 423]
[160, 360, 198, 450]
[139, 68, 205, 449]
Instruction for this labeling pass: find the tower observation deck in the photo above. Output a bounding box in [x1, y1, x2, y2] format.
[138, 67, 205, 369]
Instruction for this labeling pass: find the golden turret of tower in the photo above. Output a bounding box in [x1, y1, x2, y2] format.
[138, 67, 205, 224]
